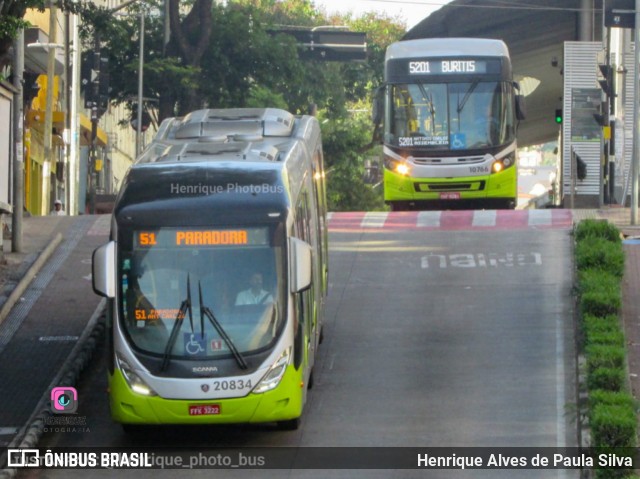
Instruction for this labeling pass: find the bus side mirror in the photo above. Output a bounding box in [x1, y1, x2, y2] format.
[289, 237, 312, 293]
[515, 95, 526, 121]
[372, 86, 384, 144]
[372, 86, 384, 125]
[93, 241, 116, 298]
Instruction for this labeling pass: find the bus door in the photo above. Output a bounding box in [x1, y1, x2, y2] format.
[294, 189, 316, 384]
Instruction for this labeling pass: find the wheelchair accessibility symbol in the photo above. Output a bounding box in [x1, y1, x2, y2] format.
[184, 333, 207, 356]
[450, 133, 466, 150]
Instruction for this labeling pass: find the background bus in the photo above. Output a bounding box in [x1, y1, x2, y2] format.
[93, 108, 328, 431]
[375, 38, 525, 210]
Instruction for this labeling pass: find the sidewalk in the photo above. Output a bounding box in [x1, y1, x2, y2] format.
[1, 216, 76, 322]
[0, 214, 109, 455]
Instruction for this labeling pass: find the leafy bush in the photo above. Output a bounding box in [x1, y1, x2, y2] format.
[586, 329, 626, 348]
[591, 403, 636, 447]
[584, 314, 623, 335]
[587, 367, 625, 392]
[589, 390, 637, 411]
[586, 345, 626, 372]
[575, 219, 622, 243]
[580, 289, 622, 317]
[576, 237, 625, 278]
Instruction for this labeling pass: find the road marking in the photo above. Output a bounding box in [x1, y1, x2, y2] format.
[360, 212, 388, 228]
[328, 210, 574, 230]
[417, 211, 441, 227]
[472, 210, 497, 227]
[39, 336, 79, 342]
[0, 427, 18, 435]
[528, 209, 553, 226]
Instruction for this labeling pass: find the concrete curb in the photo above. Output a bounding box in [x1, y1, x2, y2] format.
[0, 232, 63, 326]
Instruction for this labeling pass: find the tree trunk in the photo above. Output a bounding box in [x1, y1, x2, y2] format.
[167, 0, 212, 114]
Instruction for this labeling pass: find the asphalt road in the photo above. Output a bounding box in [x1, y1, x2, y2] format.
[25, 219, 578, 479]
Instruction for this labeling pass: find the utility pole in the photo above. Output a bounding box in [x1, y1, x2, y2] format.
[633, 0, 640, 224]
[88, 32, 100, 215]
[64, 11, 71, 214]
[136, 12, 144, 157]
[43, 0, 58, 215]
[12, 29, 24, 252]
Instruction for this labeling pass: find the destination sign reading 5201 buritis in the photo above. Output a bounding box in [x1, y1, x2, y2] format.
[408, 60, 488, 75]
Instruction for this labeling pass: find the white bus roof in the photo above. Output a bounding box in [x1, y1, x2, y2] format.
[385, 38, 509, 61]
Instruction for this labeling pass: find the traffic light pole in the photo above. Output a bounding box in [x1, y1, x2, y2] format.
[632, 0, 640, 224]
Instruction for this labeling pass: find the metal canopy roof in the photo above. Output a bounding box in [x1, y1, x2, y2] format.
[403, 0, 604, 147]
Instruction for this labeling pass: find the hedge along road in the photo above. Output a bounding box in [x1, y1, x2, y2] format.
[32, 218, 579, 479]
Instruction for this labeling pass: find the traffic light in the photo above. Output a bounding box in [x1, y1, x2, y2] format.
[597, 63, 615, 98]
[555, 109, 562, 124]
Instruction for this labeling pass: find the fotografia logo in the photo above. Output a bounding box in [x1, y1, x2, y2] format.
[51, 387, 78, 414]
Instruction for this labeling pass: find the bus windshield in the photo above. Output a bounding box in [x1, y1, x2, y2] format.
[118, 226, 286, 360]
[386, 81, 515, 151]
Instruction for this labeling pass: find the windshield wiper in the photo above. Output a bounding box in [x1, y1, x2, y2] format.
[198, 281, 248, 370]
[457, 80, 479, 114]
[416, 83, 436, 134]
[160, 274, 193, 372]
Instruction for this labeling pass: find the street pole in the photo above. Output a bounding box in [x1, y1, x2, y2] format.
[43, 0, 57, 215]
[632, 0, 640, 224]
[12, 29, 24, 252]
[89, 33, 100, 215]
[135, 11, 145, 158]
[64, 11, 71, 214]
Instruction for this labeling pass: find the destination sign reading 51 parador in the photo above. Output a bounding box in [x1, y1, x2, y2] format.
[135, 227, 269, 249]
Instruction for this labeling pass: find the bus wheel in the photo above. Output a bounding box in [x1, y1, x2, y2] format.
[277, 417, 301, 431]
[307, 370, 314, 389]
[319, 325, 325, 344]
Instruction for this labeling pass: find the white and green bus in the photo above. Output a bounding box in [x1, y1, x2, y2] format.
[375, 38, 525, 210]
[93, 108, 328, 431]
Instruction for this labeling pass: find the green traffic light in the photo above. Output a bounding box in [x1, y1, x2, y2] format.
[555, 109, 562, 124]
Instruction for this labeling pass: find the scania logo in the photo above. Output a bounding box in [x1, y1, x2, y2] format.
[201, 384, 210, 392]
[192, 366, 218, 373]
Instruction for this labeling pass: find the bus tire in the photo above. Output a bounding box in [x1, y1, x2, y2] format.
[307, 370, 314, 389]
[277, 417, 301, 431]
[319, 325, 325, 344]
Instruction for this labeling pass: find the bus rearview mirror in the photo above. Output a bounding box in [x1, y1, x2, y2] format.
[289, 237, 312, 293]
[92, 241, 116, 298]
[515, 95, 526, 121]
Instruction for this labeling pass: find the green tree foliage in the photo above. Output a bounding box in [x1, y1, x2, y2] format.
[1, 0, 47, 72]
[320, 103, 385, 211]
[4, 0, 405, 211]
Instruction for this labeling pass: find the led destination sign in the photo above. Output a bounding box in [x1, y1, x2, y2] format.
[408, 60, 488, 75]
[135, 227, 269, 249]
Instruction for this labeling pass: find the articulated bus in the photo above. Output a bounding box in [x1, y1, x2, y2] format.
[92, 108, 328, 431]
[375, 38, 526, 210]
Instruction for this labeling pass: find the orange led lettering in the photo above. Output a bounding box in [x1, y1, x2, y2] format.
[175, 230, 248, 246]
[139, 232, 157, 246]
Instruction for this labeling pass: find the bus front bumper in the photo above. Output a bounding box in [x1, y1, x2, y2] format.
[109, 367, 304, 425]
[384, 167, 517, 204]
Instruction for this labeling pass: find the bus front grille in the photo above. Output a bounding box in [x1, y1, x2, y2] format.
[414, 181, 486, 192]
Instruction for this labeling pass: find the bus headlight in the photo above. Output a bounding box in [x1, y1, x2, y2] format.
[491, 153, 516, 174]
[383, 155, 411, 176]
[253, 347, 292, 394]
[116, 353, 157, 396]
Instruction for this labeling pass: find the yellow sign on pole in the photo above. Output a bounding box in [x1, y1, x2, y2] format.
[95, 159, 103, 172]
